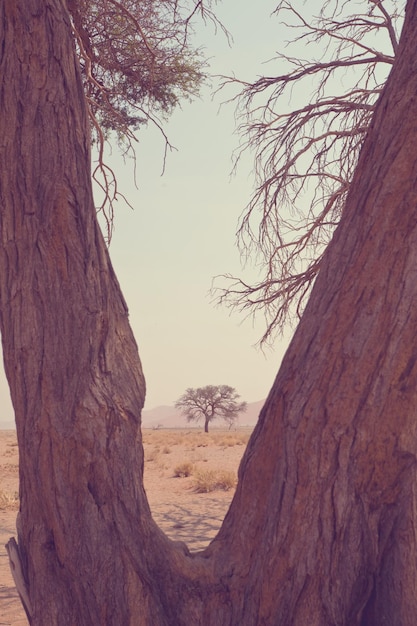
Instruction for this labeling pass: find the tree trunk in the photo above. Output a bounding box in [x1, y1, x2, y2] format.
[205, 417, 209, 433]
[211, 5, 417, 622]
[1, 0, 417, 624]
[0, 1, 177, 623]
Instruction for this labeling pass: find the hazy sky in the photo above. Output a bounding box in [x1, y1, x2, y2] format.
[0, 1, 294, 422]
[105, 1, 294, 410]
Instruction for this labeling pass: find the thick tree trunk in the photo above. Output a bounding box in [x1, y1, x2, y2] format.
[210, 5, 417, 623]
[0, 1, 175, 623]
[1, 0, 417, 624]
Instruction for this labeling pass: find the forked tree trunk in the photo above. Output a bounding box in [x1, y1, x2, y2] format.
[1, 0, 417, 624]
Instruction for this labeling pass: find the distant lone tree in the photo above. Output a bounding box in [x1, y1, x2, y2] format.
[175, 385, 247, 432]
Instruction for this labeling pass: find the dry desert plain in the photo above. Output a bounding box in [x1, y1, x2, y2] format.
[0, 427, 251, 625]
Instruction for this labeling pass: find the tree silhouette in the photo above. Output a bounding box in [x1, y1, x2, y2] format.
[175, 385, 247, 432]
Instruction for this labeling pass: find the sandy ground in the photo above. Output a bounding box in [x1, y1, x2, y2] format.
[0, 428, 249, 625]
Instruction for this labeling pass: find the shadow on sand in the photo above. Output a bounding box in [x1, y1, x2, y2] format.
[151, 496, 230, 551]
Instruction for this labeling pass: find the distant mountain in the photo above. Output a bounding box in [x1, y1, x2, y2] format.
[141, 399, 265, 429]
[240, 399, 264, 426]
[141, 405, 183, 429]
[0, 400, 266, 431]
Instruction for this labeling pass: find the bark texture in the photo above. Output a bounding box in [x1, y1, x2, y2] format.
[0, 1, 164, 622]
[1, 0, 417, 624]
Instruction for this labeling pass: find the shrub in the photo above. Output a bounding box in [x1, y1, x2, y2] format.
[192, 470, 216, 492]
[0, 490, 19, 510]
[215, 470, 237, 491]
[173, 462, 194, 477]
[193, 469, 237, 493]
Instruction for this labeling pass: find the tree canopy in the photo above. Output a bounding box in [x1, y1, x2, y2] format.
[175, 385, 247, 432]
[66, 0, 224, 237]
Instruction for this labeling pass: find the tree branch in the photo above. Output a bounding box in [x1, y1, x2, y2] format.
[214, 0, 403, 344]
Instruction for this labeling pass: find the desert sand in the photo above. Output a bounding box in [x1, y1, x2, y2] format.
[0, 427, 249, 625]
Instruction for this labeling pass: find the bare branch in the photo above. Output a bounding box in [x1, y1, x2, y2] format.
[214, 0, 404, 345]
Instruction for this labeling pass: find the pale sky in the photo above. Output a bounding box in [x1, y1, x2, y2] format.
[104, 1, 293, 410]
[0, 1, 294, 423]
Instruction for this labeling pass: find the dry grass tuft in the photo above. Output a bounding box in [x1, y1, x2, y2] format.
[217, 470, 238, 490]
[0, 489, 19, 510]
[143, 429, 251, 448]
[173, 462, 195, 477]
[193, 469, 237, 493]
[145, 447, 160, 462]
[218, 433, 250, 448]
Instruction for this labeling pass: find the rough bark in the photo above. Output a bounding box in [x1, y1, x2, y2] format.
[211, 3, 417, 622]
[1, 0, 417, 624]
[0, 1, 169, 623]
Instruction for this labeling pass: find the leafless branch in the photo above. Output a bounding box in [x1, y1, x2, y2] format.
[213, 0, 403, 345]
